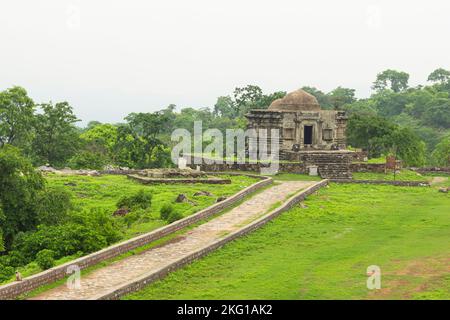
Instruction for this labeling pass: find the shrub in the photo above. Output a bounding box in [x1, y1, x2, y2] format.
[160, 204, 174, 221]
[116, 190, 152, 210]
[123, 210, 144, 228]
[67, 150, 109, 170]
[35, 249, 55, 270]
[0, 264, 14, 283]
[12, 209, 123, 262]
[167, 211, 183, 224]
[36, 187, 72, 226]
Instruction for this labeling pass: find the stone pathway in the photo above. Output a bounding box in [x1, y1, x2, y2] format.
[30, 180, 314, 300]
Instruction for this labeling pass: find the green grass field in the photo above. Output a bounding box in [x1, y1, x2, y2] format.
[352, 169, 429, 181]
[124, 181, 450, 300]
[45, 174, 259, 239]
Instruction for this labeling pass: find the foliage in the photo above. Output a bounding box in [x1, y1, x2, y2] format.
[79, 123, 118, 163]
[116, 190, 153, 210]
[328, 86, 356, 109]
[13, 208, 122, 262]
[0, 86, 35, 149]
[167, 210, 183, 224]
[428, 68, 450, 84]
[0, 264, 14, 283]
[160, 203, 174, 221]
[35, 249, 55, 270]
[0, 145, 45, 248]
[32, 102, 80, 167]
[35, 187, 72, 226]
[431, 135, 450, 166]
[372, 69, 410, 92]
[68, 150, 109, 170]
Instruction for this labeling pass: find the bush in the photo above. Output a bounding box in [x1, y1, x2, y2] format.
[0, 264, 14, 283]
[116, 190, 152, 210]
[167, 211, 183, 224]
[36, 187, 72, 226]
[12, 209, 123, 262]
[123, 210, 144, 228]
[35, 249, 55, 270]
[67, 150, 109, 170]
[160, 204, 174, 221]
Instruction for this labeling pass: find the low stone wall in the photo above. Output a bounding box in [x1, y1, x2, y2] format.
[94, 179, 329, 300]
[127, 174, 232, 185]
[350, 162, 386, 173]
[189, 162, 306, 174]
[351, 151, 369, 162]
[0, 175, 272, 300]
[330, 179, 430, 187]
[412, 167, 450, 175]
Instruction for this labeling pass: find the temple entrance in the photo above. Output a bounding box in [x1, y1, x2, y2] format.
[304, 125, 313, 145]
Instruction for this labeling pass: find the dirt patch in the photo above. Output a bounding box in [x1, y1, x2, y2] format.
[430, 176, 448, 185]
[368, 256, 450, 299]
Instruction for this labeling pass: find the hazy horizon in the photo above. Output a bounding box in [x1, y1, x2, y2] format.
[1, 0, 449, 124]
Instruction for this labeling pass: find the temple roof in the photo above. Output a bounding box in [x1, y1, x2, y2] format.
[268, 89, 320, 112]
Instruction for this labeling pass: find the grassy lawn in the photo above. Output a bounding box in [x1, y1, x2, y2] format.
[45, 173, 259, 239]
[352, 169, 428, 181]
[124, 182, 450, 300]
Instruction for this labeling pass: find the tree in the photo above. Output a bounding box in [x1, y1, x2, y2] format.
[427, 68, 450, 84]
[214, 96, 234, 118]
[372, 69, 410, 92]
[390, 127, 425, 167]
[233, 85, 263, 115]
[431, 136, 450, 166]
[0, 145, 45, 248]
[79, 123, 118, 164]
[346, 113, 397, 157]
[328, 86, 356, 109]
[115, 112, 170, 168]
[0, 86, 35, 148]
[301, 86, 332, 109]
[32, 102, 80, 166]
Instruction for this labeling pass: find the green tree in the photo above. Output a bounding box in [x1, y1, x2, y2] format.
[116, 112, 170, 168]
[0, 145, 45, 248]
[372, 69, 410, 92]
[346, 114, 396, 157]
[427, 68, 450, 84]
[301, 86, 332, 109]
[431, 136, 450, 166]
[32, 102, 80, 166]
[0, 86, 35, 148]
[390, 127, 426, 167]
[35, 249, 55, 270]
[328, 86, 356, 109]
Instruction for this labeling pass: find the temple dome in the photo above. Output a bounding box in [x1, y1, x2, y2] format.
[268, 89, 320, 112]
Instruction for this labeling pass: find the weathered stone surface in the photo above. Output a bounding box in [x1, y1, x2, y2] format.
[193, 191, 213, 197]
[175, 194, 188, 203]
[216, 196, 227, 202]
[113, 208, 130, 216]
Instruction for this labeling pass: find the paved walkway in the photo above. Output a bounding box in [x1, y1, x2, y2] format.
[31, 180, 314, 300]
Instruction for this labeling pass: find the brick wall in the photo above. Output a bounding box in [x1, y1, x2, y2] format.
[94, 179, 329, 300]
[0, 175, 272, 300]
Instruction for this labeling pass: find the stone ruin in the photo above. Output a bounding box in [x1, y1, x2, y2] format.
[138, 168, 208, 179]
[245, 88, 353, 179]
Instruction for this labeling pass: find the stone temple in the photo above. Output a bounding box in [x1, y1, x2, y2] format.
[245, 89, 353, 179]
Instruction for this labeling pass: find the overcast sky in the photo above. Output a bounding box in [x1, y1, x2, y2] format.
[0, 0, 449, 124]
